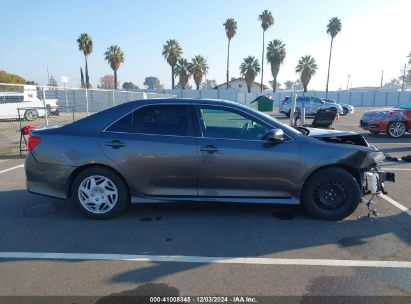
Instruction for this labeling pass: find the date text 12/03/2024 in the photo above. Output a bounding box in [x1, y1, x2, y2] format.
[149, 296, 257, 303]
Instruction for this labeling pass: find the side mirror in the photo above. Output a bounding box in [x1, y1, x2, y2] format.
[264, 128, 284, 141]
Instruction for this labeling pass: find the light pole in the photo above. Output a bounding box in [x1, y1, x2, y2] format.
[401, 64, 407, 92]
[61, 76, 69, 114]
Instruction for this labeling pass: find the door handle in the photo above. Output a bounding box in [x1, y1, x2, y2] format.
[200, 145, 220, 153]
[105, 140, 126, 149]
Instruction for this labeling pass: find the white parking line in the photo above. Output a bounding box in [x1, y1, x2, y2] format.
[0, 252, 410, 268]
[380, 194, 411, 217]
[0, 164, 24, 174]
[381, 168, 411, 171]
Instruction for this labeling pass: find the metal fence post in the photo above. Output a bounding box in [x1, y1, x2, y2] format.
[85, 89, 89, 116]
[112, 90, 115, 106]
[42, 87, 49, 127]
[361, 92, 364, 106]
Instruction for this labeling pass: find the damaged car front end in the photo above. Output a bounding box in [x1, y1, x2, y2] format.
[298, 126, 396, 216]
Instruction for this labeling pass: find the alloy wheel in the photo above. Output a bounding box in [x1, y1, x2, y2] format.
[388, 122, 405, 138]
[78, 175, 118, 214]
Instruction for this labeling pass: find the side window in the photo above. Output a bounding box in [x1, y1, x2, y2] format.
[106, 105, 192, 136]
[133, 105, 192, 136]
[197, 107, 270, 140]
[106, 113, 133, 132]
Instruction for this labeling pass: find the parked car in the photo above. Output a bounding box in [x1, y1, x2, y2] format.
[360, 102, 411, 138]
[279, 96, 343, 117]
[323, 98, 354, 116]
[0, 91, 59, 121]
[25, 99, 394, 220]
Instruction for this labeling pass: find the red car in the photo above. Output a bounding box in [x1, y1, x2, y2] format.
[360, 102, 411, 138]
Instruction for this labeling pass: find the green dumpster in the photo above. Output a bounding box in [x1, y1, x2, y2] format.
[255, 95, 274, 112]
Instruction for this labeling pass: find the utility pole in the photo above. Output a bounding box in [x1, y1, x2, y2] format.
[401, 64, 407, 91]
[380, 70, 384, 87]
[346, 75, 351, 90]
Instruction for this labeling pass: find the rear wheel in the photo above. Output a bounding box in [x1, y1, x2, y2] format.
[387, 121, 406, 138]
[71, 167, 129, 219]
[24, 109, 38, 121]
[302, 167, 361, 221]
[285, 110, 291, 117]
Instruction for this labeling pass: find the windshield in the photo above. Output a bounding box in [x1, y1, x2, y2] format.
[396, 101, 411, 109]
[254, 108, 303, 136]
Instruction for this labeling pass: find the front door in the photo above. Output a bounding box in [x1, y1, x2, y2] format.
[100, 104, 198, 197]
[195, 106, 300, 198]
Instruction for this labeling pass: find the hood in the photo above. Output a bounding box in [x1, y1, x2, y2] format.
[297, 127, 370, 147]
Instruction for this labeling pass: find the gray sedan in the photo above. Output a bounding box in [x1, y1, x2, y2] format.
[25, 99, 394, 220]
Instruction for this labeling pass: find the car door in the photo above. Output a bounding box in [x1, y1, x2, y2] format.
[194, 105, 301, 198]
[311, 97, 324, 113]
[100, 104, 198, 197]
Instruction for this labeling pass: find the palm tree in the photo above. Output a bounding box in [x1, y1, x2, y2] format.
[104, 45, 125, 90]
[258, 10, 274, 92]
[223, 18, 237, 89]
[162, 39, 183, 89]
[240, 56, 261, 93]
[266, 39, 286, 92]
[77, 33, 93, 88]
[295, 55, 318, 93]
[325, 17, 342, 93]
[174, 58, 192, 89]
[190, 55, 209, 90]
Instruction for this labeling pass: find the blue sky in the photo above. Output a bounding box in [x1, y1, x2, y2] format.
[0, 0, 410, 90]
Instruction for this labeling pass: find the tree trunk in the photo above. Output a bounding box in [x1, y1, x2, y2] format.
[114, 69, 117, 90]
[303, 84, 308, 93]
[226, 39, 230, 89]
[171, 66, 175, 89]
[273, 76, 277, 92]
[260, 30, 265, 93]
[325, 38, 334, 94]
[85, 56, 90, 89]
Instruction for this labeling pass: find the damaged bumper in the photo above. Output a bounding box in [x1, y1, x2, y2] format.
[362, 169, 395, 195]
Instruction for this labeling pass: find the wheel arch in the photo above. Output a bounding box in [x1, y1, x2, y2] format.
[66, 163, 131, 200]
[301, 164, 361, 198]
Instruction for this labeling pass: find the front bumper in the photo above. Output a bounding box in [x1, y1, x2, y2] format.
[360, 120, 388, 132]
[25, 152, 75, 199]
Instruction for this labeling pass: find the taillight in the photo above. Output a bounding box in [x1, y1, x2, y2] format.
[28, 136, 41, 151]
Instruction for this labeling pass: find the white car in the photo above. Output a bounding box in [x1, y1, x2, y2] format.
[0, 89, 59, 121]
[323, 99, 354, 116]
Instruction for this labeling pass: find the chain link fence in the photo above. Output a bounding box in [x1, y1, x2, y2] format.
[0, 83, 175, 157]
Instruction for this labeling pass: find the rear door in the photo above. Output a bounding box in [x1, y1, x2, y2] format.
[194, 105, 300, 198]
[100, 104, 198, 197]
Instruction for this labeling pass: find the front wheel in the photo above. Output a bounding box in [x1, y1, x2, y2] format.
[342, 107, 349, 115]
[387, 121, 406, 138]
[302, 167, 361, 221]
[71, 167, 129, 219]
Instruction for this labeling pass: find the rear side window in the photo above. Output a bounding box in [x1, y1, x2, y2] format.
[106, 105, 193, 136]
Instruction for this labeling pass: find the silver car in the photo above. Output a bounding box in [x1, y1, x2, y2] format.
[279, 96, 343, 117]
[323, 99, 354, 116]
[25, 98, 394, 220]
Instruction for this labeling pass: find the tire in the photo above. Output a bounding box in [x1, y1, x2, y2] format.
[342, 107, 349, 116]
[387, 121, 406, 138]
[24, 109, 38, 121]
[301, 167, 361, 221]
[285, 110, 291, 117]
[71, 167, 129, 219]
